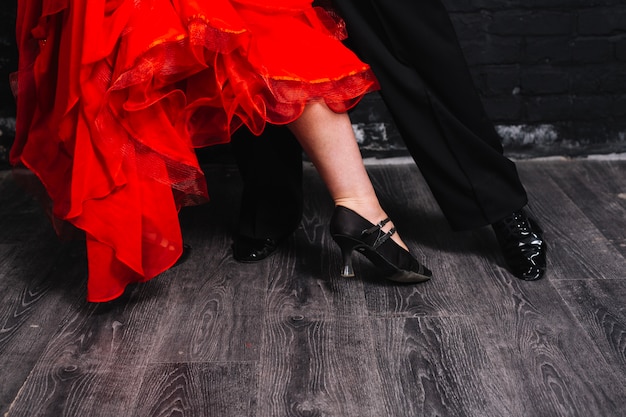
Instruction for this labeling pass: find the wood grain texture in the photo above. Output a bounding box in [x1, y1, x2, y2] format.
[152, 166, 271, 363]
[370, 316, 512, 417]
[553, 279, 626, 376]
[134, 362, 258, 417]
[150, 250, 270, 363]
[515, 160, 626, 280]
[258, 316, 388, 417]
[1, 160, 626, 417]
[4, 260, 176, 417]
[472, 281, 626, 417]
[540, 160, 626, 257]
[0, 201, 87, 413]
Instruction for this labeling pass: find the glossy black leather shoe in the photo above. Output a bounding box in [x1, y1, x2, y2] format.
[232, 235, 282, 263]
[492, 209, 546, 281]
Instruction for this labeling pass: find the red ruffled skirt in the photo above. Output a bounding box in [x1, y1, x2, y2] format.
[11, 0, 378, 302]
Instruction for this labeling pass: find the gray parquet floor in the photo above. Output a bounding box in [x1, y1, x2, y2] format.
[1, 158, 625, 417]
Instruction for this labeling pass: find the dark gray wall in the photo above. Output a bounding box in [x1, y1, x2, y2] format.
[0, 3, 17, 167]
[446, 0, 626, 157]
[352, 0, 626, 158]
[1, 1, 625, 167]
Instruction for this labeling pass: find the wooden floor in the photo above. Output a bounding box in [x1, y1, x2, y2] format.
[1, 158, 625, 417]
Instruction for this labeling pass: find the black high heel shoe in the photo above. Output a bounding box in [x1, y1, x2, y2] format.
[329, 206, 432, 283]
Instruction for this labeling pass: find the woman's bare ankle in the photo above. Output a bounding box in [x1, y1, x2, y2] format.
[333, 201, 409, 251]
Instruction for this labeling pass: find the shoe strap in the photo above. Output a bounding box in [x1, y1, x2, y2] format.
[363, 217, 391, 235]
[361, 218, 396, 249]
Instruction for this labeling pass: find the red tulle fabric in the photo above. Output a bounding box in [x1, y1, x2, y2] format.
[11, 0, 378, 302]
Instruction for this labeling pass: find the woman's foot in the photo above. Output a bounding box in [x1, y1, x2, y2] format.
[329, 206, 432, 283]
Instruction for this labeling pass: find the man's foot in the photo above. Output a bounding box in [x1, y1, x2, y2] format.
[492, 209, 546, 281]
[232, 235, 283, 263]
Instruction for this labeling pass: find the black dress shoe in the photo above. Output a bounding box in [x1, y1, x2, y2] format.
[232, 235, 282, 263]
[492, 209, 546, 281]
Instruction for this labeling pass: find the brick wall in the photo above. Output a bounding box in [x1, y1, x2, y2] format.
[0, 3, 17, 167]
[1, 1, 625, 167]
[443, 0, 626, 157]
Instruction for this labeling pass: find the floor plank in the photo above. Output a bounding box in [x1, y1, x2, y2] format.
[541, 160, 626, 256]
[0, 230, 87, 413]
[1, 160, 625, 417]
[370, 316, 516, 417]
[150, 252, 270, 363]
[472, 282, 626, 417]
[133, 362, 258, 417]
[257, 316, 388, 417]
[515, 161, 626, 280]
[554, 279, 626, 376]
[5, 265, 176, 416]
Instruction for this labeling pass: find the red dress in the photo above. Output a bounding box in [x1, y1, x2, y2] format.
[11, 0, 378, 302]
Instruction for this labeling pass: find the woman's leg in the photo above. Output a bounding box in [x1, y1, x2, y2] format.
[287, 101, 408, 251]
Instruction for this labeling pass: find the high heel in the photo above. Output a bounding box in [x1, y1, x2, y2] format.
[329, 206, 432, 283]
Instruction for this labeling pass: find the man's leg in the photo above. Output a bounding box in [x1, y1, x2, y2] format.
[333, 0, 546, 279]
[334, 0, 526, 229]
[230, 124, 304, 262]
